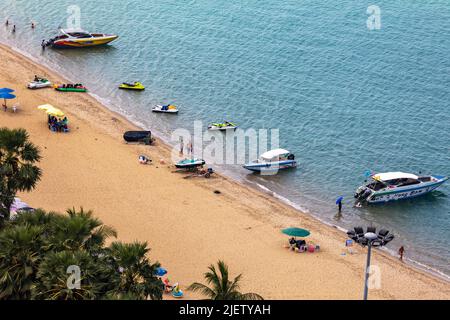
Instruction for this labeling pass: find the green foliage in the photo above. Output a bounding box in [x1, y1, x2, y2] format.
[0, 208, 163, 300]
[188, 260, 263, 300]
[0, 128, 42, 223]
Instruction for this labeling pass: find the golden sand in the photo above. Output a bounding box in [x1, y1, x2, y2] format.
[1, 44, 449, 299]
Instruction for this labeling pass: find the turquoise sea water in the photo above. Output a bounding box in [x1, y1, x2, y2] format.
[1, 0, 449, 277]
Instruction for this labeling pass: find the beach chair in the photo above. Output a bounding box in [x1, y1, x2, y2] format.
[367, 226, 376, 234]
[354, 226, 364, 237]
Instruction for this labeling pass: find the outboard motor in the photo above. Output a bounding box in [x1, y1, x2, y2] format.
[287, 154, 295, 160]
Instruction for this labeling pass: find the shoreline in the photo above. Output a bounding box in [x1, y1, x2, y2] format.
[1, 42, 449, 299]
[1, 33, 448, 282]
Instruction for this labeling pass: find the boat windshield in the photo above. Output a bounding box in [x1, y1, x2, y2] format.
[68, 32, 93, 38]
[367, 181, 386, 191]
[384, 178, 421, 187]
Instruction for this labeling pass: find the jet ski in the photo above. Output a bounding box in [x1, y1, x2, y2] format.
[27, 77, 52, 89]
[119, 82, 145, 91]
[175, 158, 206, 169]
[152, 104, 178, 114]
[55, 84, 87, 92]
[208, 121, 237, 131]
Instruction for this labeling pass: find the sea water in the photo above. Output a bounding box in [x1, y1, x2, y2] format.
[1, 0, 449, 277]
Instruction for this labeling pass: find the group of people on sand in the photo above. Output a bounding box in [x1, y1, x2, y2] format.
[288, 237, 308, 252]
[48, 115, 69, 132]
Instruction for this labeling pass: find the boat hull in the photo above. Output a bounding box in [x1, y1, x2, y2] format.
[243, 160, 297, 173]
[365, 177, 448, 204]
[52, 35, 118, 49]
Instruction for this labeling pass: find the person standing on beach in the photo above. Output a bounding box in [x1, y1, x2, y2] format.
[12, 25, 16, 33]
[5, 20, 9, 26]
[398, 246, 405, 261]
[31, 22, 35, 29]
[179, 137, 184, 157]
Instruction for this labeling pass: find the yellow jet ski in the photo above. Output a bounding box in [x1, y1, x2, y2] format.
[119, 82, 145, 91]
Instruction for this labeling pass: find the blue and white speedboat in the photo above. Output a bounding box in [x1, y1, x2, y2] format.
[354, 172, 448, 204]
[243, 149, 297, 173]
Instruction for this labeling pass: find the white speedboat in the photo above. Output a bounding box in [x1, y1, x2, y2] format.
[243, 149, 297, 173]
[27, 78, 52, 89]
[208, 122, 237, 131]
[152, 104, 178, 114]
[355, 172, 448, 204]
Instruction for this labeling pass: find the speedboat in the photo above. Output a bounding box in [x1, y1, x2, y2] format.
[46, 28, 118, 49]
[55, 84, 87, 92]
[243, 149, 297, 173]
[27, 77, 52, 89]
[354, 172, 448, 204]
[208, 121, 237, 131]
[175, 158, 206, 169]
[119, 82, 145, 91]
[152, 104, 178, 114]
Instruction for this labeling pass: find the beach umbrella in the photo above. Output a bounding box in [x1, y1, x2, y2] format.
[0, 88, 14, 93]
[0, 92, 16, 108]
[336, 196, 344, 205]
[155, 267, 167, 277]
[282, 227, 310, 238]
[38, 104, 65, 117]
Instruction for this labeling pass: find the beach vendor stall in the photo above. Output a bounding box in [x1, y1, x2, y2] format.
[37, 104, 70, 132]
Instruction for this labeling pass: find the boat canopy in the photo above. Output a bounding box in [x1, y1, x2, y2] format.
[260, 149, 290, 161]
[373, 172, 419, 182]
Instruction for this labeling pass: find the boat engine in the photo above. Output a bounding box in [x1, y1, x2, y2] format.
[287, 154, 295, 160]
[354, 187, 372, 201]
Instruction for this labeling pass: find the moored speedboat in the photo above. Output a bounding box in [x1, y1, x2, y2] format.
[46, 29, 118, 49]
[208, 121, 237, 131]
[152, 104, 178, 114]
[354, 172, 448, 204]
[243, 149, 297, 173]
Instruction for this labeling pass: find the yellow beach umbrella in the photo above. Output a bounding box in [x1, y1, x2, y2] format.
[38, 104, 65, 117]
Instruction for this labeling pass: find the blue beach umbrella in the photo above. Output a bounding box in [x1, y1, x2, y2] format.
[155, 267, 167, 277]
[0, 88, 14, 93]
[0, 92, 16, 108]
[336, 196, 344, 205]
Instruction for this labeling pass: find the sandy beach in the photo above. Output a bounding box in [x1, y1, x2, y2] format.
[1, 43, 449, 300]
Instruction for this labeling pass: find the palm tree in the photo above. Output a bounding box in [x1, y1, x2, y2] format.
[188, 260, 263, 300]
[0, 128, 41, 224]
[108, 241, 164, 300]
[47, 207, 117, 253]
[0, 224, 44, 299]
[34, 250, 98, 300]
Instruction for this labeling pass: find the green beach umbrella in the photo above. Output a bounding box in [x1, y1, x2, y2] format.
[282, 227, 310, 238]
